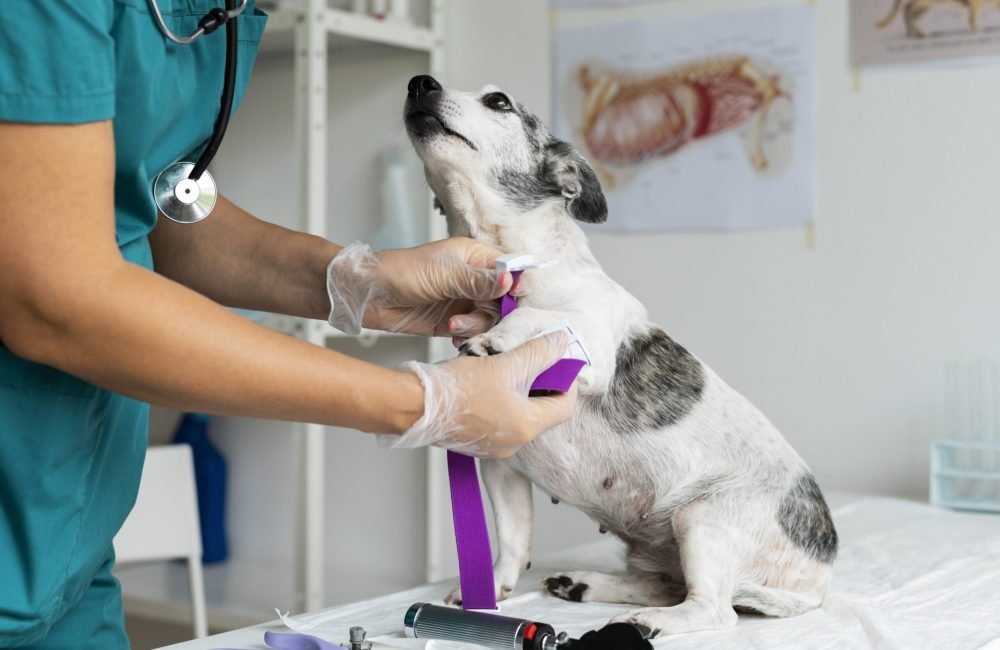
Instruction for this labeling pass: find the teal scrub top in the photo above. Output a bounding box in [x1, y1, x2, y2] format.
[0, 2, 266, 647]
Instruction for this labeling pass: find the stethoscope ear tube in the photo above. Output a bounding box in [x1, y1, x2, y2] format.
[152, 0, 240, 223]
[189, 0, 238, 182]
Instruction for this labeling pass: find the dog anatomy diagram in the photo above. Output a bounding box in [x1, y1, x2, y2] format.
[576, 56, 788, 180]
[553, 6, 815, 230]
[852, 0, 1000, 66]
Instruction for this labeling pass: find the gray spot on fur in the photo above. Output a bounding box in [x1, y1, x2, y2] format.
[593, 327, 705, 433]
[778, 474, 838, 563]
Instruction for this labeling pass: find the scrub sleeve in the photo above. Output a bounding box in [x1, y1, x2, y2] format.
[0, 2, 266, 647]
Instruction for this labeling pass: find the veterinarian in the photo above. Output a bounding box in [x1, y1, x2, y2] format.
[0, 3, 575, 647]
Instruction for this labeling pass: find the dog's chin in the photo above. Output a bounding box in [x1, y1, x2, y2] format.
[405, 111, 477, 151]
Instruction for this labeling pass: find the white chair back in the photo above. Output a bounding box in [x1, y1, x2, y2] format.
[114, 444, 208, 638]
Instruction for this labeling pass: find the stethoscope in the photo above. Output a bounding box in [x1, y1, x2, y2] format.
[149, 0, 249, 223]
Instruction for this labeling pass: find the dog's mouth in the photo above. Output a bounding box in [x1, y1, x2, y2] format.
[405, 109, 478, 151]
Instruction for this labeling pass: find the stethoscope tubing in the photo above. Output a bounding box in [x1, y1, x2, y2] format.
[190, 0, 239, 181]
[148, 0, 249, 45]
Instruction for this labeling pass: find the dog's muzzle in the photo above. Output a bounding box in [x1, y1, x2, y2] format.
[404, 75, 477, 150]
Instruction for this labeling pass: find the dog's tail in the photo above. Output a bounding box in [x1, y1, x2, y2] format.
[876, 0, 903, 29]
[732, 584, 824, 618]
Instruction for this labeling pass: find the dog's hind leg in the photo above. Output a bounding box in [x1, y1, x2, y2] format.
[610, 505, 739, 636]
[732, 584, 823, 617]
[543, 571, 685, 606]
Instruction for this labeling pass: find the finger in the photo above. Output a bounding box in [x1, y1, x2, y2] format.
[475, 269, 512, 300]
[456, 237, 507, 270]
[508, 269, 537, 297]
[448, 311, 496, 337]
[527, 383, 578, 433]
[503, 331, 571, 380]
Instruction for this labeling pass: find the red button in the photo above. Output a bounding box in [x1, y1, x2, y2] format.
[524, 623, 538, 640]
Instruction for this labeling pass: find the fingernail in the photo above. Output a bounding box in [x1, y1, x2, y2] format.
[450, 316, 473, 335]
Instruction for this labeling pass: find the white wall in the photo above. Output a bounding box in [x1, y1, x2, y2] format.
[463, 0, 1000, 500]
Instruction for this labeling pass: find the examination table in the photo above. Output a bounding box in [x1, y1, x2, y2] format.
[161, 492, 1000, 649]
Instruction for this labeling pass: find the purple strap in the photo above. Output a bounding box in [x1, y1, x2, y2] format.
[446, 451, 498, 610]
[448, 266, 584, 611]
[499, 270, 523, 319]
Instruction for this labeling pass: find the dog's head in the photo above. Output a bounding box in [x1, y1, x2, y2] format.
[403, 75, 607, 235]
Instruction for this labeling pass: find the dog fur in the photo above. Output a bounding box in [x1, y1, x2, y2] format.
[403, 75, 837, 638]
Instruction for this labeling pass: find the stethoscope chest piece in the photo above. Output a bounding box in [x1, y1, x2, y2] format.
[153, 161, 218, 224]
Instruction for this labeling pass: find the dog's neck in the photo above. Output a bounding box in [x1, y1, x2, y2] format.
[434, 176, 600, 271]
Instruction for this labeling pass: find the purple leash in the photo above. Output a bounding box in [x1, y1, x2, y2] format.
[448, 266, 586, 611]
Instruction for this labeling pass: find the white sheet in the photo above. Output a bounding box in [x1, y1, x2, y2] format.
[168, 496, 1000, 649]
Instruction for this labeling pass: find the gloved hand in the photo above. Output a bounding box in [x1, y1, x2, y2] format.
[384, 331, 577, 458]
[326, 239, 513, 336]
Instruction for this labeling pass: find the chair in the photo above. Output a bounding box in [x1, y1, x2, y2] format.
[114, 444, 208, 639]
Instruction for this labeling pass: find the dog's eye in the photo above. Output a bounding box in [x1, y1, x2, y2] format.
[483, 92, 513, 112]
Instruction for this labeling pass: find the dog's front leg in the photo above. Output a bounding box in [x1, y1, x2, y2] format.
[483, 459, 534, 600]
[459, 307, 563, 358]
[445, 459, 534, 605]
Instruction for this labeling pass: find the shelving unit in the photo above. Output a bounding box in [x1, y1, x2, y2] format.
[117, 0, 449, 630]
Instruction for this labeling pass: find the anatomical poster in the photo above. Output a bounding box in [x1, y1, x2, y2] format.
[851, 0, 1000, 67]
[552, 5, 815, 231]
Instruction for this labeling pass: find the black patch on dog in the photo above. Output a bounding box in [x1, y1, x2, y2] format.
[545, 576, 589, 602]
[497, 165, 555, 212]
[496, 137, 607, 224]
[545, 140, 607, 224]
[778, 473, 839, 563]
[517, 105, 542, 151]
[594, 328, 705, 433]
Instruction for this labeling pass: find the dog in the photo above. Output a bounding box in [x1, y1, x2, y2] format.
[403, 75, 837, 638]
[877, 0, 1000, 37]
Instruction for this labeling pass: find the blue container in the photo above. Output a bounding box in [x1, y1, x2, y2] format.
[172, 413, 229, 564]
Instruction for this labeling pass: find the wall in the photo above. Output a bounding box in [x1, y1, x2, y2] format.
[455, 0, 1000, 500]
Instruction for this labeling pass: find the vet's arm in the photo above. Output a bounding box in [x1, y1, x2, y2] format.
[150, 197, 511, 337]
[0, 120, 420, 434]
[150, 194, 341, 320]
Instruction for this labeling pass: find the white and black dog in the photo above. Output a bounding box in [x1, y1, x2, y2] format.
[403, 75, 837, 638]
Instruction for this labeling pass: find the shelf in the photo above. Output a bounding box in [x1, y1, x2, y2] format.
[261, 6, 440, 57]
[933, 468, 1000, 480]
[935, 497, 1000, 514]
[932, 439, 1000, 451]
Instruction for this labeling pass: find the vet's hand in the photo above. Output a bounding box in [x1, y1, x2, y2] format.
[388, 332, 577, 458]
[326, 238, 516, 336]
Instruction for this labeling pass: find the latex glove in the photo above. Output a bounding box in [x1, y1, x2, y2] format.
[385, 332, 577, 458]
[326, 239, 512, 336]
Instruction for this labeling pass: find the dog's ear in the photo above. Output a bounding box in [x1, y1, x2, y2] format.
[544, 139, 607, 224]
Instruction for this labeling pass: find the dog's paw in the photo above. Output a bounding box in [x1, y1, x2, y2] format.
[541, 573, 591, 602]
[444, 582, 516, 608]
[459, 332, 514, 358]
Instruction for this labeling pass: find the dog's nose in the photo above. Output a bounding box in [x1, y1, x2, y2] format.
[408, 75, 442, 99]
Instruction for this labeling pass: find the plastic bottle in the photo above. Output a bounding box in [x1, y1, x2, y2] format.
[370, 146, 420, 251]
[172, 413, 229, 564]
